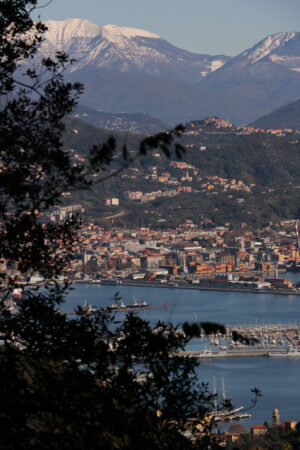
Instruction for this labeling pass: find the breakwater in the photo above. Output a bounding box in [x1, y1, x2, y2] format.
[175, 349, 300, 359]
[98, 279, 300, 296]
[64, 303, 168, 315]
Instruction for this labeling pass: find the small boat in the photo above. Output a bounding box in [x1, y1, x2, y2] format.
[110, 302, 119, 309]
[286, 347, 300, 357]
[141, 299, 149, 307]
[268, 347, 300, 357]
[82, 300, 96, 313]
[130, 298, 140, 307]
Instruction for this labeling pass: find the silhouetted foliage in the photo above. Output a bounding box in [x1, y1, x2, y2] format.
[0, 2, 260, 449]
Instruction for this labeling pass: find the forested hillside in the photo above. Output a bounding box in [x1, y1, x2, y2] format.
[63, 118, 300, 227]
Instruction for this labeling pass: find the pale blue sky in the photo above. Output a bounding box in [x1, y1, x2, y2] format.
[34, 0, 300, 56]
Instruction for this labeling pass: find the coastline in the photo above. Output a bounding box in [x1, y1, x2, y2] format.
[75, 279, 300, 296]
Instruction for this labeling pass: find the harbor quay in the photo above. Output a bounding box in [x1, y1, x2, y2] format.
[173, 323, 300, 359]
[97, 278, 300, 296]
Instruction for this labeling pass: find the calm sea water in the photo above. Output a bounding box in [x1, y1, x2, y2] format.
[62, 275, 300, 428]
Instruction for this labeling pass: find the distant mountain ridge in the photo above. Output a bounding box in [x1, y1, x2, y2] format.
[250, 99, 300, 130]
[37, 20, 300, 124]
[42, 19, 228, 83]
[73, 105, 170, 134]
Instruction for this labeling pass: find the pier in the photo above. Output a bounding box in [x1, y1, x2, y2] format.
[64, 303, 168, 315]
[98, 279, 300, 296]
[172, 324, 300, 359]
[174, 349, 284, 358]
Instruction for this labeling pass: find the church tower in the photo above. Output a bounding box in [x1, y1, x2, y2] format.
[272, 408, 280, 426]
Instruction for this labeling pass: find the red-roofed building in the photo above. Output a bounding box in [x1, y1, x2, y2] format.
[250, 425, 268, 437]
[285, 420, 297, 432]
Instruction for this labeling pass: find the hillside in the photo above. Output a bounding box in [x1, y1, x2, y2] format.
[62, 118, 300, 228]
[250, 99, 300, 130]
[73, 105, 170, 134]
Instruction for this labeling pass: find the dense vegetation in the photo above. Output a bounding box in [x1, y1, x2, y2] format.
[1, 3, 249, 448]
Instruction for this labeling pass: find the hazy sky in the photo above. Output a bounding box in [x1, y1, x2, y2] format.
[34, 0, 300, 56]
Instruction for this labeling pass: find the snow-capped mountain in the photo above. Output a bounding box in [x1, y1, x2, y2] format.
[213, 31, 300, 71]
[196, 31, 300, 124]
[246, 32, 298, 65]
[35, 21, 300, 125]
[41, 18, 229, 83]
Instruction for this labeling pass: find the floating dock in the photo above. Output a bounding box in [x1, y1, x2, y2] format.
[64, 303, 168, 315]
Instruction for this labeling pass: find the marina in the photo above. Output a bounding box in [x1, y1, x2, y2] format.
[63, 280, 300, 427]
[175, 323, 300, 358]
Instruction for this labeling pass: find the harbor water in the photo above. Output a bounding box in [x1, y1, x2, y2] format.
[63, 277, 300, 428]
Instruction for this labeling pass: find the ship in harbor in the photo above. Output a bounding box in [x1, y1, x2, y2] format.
[128, 297, 148, 308]
[77, 298, 169, 314]
[268, 346, 300, 358]
[107, 298, 168, 312]
[196, 349, 228, 358]
[207, 377, 251, 424]
[66, 298, 168, 316]
[110, 296, 148, 309]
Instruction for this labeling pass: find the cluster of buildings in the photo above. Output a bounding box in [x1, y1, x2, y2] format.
[44, 204, 85, 222]
[213, 409, 299, 447]
[57, 219, 300, 292]
[115, 165, 252, 206]
[4, 203, 300, 291]
[185, 116, 297, 136]
[123, 188, 179, 203]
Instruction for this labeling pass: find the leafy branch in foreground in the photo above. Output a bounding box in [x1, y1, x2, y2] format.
[0, 2, 259, 449]
[0, 0, 185, 300]
[1, 294, 214, 449]
[182, 321, 259, 346]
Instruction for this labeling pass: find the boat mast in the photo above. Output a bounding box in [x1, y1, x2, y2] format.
[222, 377, 226, 402]
[213, 376, 217, 411]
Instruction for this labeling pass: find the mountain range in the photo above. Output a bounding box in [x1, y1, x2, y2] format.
[37, 19, 300, 125]
[250, 98, 300, 130]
